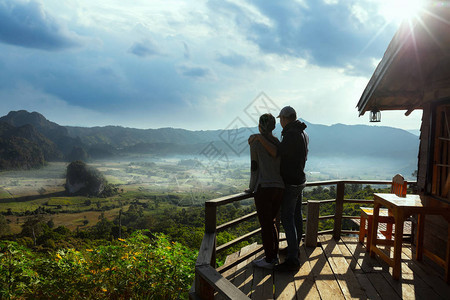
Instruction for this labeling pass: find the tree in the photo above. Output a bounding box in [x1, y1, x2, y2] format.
[46, 219, 55, 229]
[0, 215, 10, 236]
[90, 213, 113, 239]
[21, 215, 47, 246]
[38, 187, 46, 196]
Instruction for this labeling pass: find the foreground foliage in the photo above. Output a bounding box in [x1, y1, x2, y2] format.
[0, 231, 196, 299]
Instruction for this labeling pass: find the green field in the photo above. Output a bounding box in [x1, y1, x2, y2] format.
[0, 158, 250, 235]
[0, 155, 403, 237]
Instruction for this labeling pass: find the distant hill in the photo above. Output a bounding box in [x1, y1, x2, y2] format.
[0, 120, 64, 170]
[65, 126, 221, 147]
[0, 110, 420, 173]
[302, 121, 419, 159]
[0, 110, 82, 159]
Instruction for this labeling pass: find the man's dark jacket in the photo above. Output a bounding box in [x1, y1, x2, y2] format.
[277, 120, 309, 185]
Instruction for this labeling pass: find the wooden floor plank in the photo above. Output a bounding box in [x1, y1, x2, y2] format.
[318, 235, 370, 300]
[251, 267, 274, 300]
[221, 251, 240, 280]
[273, 240, 320, 300]
[341, 236, 401, 300]
[273, 267, 297, 299]
[305, 244, 345, 300]
[273, 233, 296, 299]
[384, 243, 444, 300]
[294, 245, 322, 299]
[401, 246, 450, 299]
[365, 273, 402, 300]
[334, 237, 382, 300]
[216, 236, 450, 300]
[349, 238, 424, 299]
[232, 243, 261, 298]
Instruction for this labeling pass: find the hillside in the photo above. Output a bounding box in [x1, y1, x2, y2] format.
[0, 110, 419, 172]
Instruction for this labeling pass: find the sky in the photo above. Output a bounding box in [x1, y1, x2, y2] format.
[0, 0, 427, 131]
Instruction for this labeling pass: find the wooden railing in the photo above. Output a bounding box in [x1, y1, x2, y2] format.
[189, 180, 416, 300]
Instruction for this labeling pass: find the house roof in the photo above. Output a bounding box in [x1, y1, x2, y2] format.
[357, 2, 450, 116]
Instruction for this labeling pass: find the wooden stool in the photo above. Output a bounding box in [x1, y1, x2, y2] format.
[359, 207, 394, 251]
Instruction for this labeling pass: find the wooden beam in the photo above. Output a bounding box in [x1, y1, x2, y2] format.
[216, 245, 263, 274]
[216, 211, 258, 232]
[216, 228, 261, 253]
[206, 192, 254, 207]
[196, 265, 250, 300]
[196, 233, 216, 267]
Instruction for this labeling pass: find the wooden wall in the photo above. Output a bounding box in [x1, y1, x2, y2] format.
[417, 104, 430, 193]
[417, 102, 449, 262]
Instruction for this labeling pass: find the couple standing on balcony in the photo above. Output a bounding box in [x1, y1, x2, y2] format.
[247, 106, 309, 272]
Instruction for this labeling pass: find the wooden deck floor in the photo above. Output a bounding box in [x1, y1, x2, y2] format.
[216, 235, 450, 299]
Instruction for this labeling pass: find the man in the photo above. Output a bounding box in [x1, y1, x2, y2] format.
[249, 106, 309, 271]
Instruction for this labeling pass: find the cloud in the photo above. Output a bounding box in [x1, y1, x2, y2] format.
[207, 0, 396, 75]
[216, 52, 248, 67]
[178, 64, 212, 79]
[0, 83, 112, 127]
[129, 39, 161, 57]
[0, 0, 85, 51]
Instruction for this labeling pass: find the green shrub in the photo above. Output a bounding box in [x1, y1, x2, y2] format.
[0, 231, 197, 299]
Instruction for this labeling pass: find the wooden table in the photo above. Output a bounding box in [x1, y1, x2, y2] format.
[370, 193, 450, 282]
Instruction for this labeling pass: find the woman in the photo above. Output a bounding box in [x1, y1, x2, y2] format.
[247, 113, 284, 269]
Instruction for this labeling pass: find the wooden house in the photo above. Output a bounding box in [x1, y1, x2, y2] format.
[356, 1, 450, 263]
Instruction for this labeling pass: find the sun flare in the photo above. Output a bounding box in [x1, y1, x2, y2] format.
[378, 0, 426, 23]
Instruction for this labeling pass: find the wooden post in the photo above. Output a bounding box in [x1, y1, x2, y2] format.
[306, 200, 320, 247]
[205, 203, 217, 267]
[194, 270, 215, 300]
[334, 182, 345, 240]
[205, 203, 217, 233]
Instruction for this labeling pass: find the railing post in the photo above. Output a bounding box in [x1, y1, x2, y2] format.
[194, 272, 215, 300]
[306, 200, 320, 247]
[334, 182, 345, 240]
[205, 202, 217, 267]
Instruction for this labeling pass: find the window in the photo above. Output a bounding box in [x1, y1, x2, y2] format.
[431, 103, 450, 201]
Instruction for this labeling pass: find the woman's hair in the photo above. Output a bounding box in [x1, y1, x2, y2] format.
[259, 113, 276, 135]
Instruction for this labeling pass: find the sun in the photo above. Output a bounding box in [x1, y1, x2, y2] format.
[378, 0, 426, 23]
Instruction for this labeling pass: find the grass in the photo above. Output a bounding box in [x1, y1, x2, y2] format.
[0, 198, 49, 213]
[0, 188, 12, 199]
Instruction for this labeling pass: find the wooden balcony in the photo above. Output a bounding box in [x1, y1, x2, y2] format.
[190, 180, 450, 299]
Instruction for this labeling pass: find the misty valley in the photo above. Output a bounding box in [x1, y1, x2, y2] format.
[0, 152, 416, 234]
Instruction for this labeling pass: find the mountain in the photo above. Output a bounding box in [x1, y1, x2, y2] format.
[0, 122, 48, 170]
[0, 122, 62, 160]
[0, 110, 83, 160]
[65, 126, 222, 147]
[302, 121, 419, 159]
[0, 135, 45, 170]
[0, 110, 420, 173]
[0, 110, 68, 138]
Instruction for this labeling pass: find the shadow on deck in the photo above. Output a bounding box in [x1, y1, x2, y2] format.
[217, 235, 450, 299]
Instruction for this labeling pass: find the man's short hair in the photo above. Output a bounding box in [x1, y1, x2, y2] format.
[277, 106, 297, 121]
